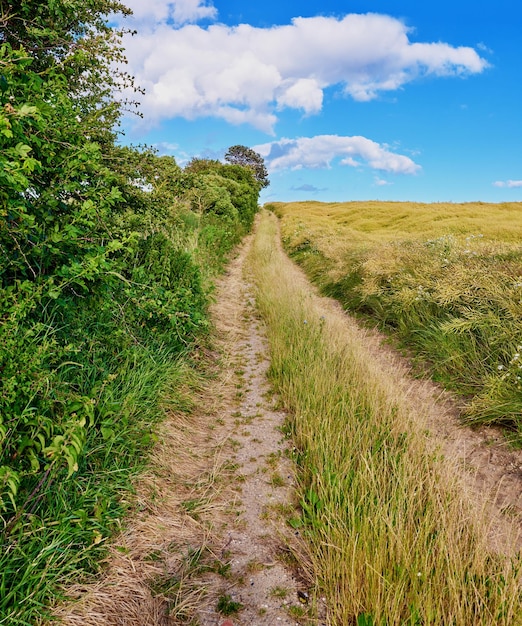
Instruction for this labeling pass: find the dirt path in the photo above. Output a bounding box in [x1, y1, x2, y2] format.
[191, 234, 314, 625]
[390, 362, 522, 554]
[53, 232, 313, 626]
[54, 218, 522, 626]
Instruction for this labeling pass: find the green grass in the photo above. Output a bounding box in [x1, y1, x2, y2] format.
[217, 593, 243, 616]
[248, 210, 522, 626]
[0, 348, 198, 625]
[0, 200, 253, 623]
[271, 200, 522, 432]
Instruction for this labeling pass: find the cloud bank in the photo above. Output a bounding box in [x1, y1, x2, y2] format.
[291, 184, 327, 193]
[119, 6, 488, 132]
[254, 135, 421, 174]
[493, 180, 522, 188]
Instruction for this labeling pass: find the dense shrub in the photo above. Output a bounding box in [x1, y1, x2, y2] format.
[0, 2, 265, 620]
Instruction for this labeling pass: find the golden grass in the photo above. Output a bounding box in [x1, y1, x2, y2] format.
[271, 200, 522, 428]
[248, 210, 522, 625]
[272, 200, 522, 243]
[271, 200, 522, 281]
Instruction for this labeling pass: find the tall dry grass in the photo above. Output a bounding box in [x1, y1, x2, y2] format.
[271, 201, 522, 431]
[248, 210, 522, 625]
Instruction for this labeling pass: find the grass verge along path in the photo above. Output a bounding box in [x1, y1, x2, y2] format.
[248, 210, 522, 625]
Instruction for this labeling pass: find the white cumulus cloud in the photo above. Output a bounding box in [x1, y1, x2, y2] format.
[119, 10, 488, 132]
[122, 0, 217, 26]
[276, 78, 323, 114]
[254, 135, 421, 175]
[493, 180, 522, 188]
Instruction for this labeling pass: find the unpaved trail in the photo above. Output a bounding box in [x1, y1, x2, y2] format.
[54, 217, 522, 626]
[53, 231, 313, 626]
[191, 233, 314, 625]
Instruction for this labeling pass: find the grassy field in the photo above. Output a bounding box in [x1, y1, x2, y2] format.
[269, 200, 522, 431]
[248, 210, 522, 625]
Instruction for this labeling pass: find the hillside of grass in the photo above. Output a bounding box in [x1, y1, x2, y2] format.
[270, 200, 522, 431]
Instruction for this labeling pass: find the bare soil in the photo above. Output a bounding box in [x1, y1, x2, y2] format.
[190, 234, 314, 625]
[54, 222, 522, 625]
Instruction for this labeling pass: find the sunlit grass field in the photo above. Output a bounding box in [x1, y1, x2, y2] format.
[248, 210, 522, 625]
[269, 200, 522, 431]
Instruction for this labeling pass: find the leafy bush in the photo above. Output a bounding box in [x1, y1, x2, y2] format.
[0, 2, 265, 619]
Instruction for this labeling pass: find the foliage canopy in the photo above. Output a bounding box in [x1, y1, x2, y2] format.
[224, 144, 270, 189]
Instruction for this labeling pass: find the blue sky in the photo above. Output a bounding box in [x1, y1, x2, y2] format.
[116, 0, 522, 203]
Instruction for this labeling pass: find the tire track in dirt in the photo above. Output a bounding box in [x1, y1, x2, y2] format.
[194, 232, 314, 625]
[308, 290, 522, 555]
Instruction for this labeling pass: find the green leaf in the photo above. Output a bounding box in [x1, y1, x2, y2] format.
[66, 455, 79, 479]
[14, 143, 32, 158]
[288, 517, 303, 529]
[17, 104, 39, 118]
[100, 426, 115, 440]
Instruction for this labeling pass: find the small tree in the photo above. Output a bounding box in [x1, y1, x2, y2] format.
[224, 144, 269, 189]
